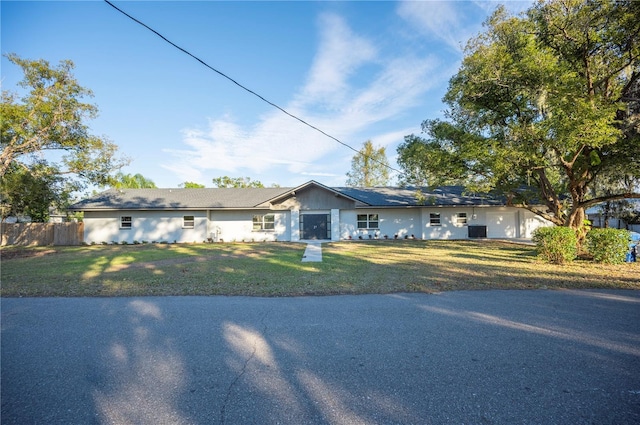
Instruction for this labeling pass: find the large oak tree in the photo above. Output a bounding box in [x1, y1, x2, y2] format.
[397, 0, 640, 233]
[1, 54, 128, 220]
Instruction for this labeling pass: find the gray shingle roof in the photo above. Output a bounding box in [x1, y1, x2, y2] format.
[334, 186, 504, 207]
[68, 183, 505, 211]
[68, 187, 293, 210]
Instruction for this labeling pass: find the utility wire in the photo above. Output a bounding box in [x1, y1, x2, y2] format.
[103, 0, 404, 177]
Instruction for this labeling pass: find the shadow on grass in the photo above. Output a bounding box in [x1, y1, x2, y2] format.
[1, 241, 638, 297]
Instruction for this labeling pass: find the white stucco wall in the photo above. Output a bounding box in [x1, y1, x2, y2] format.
[486, 210, 518, 238]
[340, 208, 467, 240]
[520, 210, 554, 238]
[420, 208, 471, 239]
[331, 209, 340, 241]
[83, 210, 208, 244]
[421, 207, 554, 239]
[290, 210, 300, 242]
[338, 210, 356, 239]
[340, 206, 552, 240]
[209, 210, 290, 242]
[340, 209, 423, 240]
[83, 205, 553, 244]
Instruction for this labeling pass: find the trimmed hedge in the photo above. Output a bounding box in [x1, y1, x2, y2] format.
[586, 228, 630, 265]
[532, 226, 578, 264]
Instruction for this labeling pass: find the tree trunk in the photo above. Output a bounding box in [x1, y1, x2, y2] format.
[567, 206, 589, 252]
[567, 207, 585, 229]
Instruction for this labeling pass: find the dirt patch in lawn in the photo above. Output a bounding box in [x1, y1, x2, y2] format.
[1, 248, 58, 261]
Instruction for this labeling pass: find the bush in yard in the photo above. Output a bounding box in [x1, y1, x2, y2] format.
[586, 228, 629, 264]
[532, 226, 578, 264]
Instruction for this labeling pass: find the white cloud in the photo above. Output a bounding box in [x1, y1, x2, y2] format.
[397, 0, 535, 52]
[396, 0, 484, 51]
[298, 13, 377, 108]
[372, 127, 419, 149]
[162, 12, 441, 186]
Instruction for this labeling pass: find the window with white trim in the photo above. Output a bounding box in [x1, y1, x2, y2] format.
[429, 213, 441, 226]
[253, 214, 275, 231]
[120, 216, 132, 229]
[357, 214, 379, 229]
[456, 212, 468, 226]
[183, 215, 195, 229]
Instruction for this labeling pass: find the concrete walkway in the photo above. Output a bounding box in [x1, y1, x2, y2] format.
[301, 241, 323, 262]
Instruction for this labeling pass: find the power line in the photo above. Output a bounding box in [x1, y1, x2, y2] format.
[103, 0, 404, 177]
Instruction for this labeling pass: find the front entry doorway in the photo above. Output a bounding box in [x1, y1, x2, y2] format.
[300, 214, 331, 240]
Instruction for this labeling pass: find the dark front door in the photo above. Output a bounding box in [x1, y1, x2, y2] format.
[300, 214, 330, 240]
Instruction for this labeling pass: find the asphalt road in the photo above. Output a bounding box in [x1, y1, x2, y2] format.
[2, 290, 639, 425]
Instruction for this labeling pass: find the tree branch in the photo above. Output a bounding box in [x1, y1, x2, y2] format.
[580, 192, 640, 210]
[511, 201, 564, 226]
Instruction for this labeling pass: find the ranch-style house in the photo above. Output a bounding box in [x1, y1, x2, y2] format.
[68, 180, 552, 244]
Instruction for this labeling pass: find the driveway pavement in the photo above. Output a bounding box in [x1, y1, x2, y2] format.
[2, 290, 639, 424]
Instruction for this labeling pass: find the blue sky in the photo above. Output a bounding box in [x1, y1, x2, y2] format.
[1, 1, 531, 189]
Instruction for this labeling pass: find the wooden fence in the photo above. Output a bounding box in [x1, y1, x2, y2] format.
[1, 222, 84, 246]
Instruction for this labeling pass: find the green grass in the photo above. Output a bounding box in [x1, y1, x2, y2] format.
[1, 240, 638, 297]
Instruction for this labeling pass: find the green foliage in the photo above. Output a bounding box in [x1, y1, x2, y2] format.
[397, 0, 640, 230]
[0, 162, 68, 222]
[346, 140, 391, 187]
[179, 181, 205, 188]
[110, 172, 156, 189]
[397, 133, 468, 188]
[211, 176, 264, 188]
[532, 226, 578, 264]
[1, 54, 129, 186]
[585, 228, 630, 265]
[1, 54, 129, 219]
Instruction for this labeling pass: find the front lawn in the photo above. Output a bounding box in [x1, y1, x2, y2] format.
[1, 240, 637, 297]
